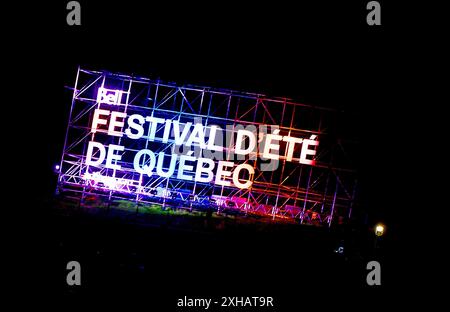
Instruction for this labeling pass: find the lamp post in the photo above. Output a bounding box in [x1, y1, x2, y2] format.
[373, 223, 385, 255]
[375, 224, 385, 237]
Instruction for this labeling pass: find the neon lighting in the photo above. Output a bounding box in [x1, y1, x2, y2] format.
[84, 104, 320, 189]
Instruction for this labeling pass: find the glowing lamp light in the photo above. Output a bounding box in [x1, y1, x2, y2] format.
[55, 165, 60, 170]
[375, 224, 385, 237]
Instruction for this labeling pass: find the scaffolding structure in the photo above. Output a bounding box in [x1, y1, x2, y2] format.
[57, 67, 358, 226]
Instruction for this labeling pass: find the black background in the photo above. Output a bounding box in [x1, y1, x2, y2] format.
[7, 0, 416, 309]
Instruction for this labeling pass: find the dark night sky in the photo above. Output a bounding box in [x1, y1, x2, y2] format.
[30, 1, 403, 225]
[5, 1, 418, 303]
[4, 0, 410, 233]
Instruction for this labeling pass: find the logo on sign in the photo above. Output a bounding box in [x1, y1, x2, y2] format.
[97, 87, 126, 105]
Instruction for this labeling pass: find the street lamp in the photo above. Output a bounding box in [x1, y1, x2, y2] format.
[375, 223, 385, 237]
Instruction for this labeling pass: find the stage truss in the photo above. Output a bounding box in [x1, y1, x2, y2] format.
[57, 67, 358, 226]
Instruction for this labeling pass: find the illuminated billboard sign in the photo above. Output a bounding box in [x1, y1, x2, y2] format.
[86, 87, 320, 190]
[58, 68, 357, 226]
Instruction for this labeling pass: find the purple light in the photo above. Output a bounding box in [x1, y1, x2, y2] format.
[55, 165, 60, 170]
